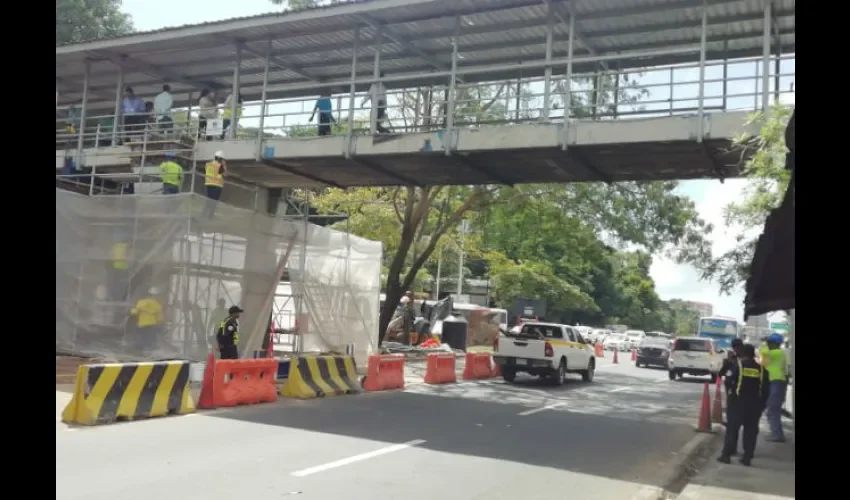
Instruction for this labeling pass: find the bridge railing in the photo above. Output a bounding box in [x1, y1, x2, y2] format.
[56, 54, 795, 154]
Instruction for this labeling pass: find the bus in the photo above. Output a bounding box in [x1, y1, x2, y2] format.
[697, 316, 740, 349]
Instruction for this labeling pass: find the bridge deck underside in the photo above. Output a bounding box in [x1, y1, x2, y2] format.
[230, 139, 742, 188]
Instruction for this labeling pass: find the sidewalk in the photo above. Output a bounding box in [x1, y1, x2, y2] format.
[677, 422, 795, 500]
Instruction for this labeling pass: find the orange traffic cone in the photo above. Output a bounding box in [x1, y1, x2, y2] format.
[631, 348, 637, 361]
[612, 349, 619, 364]
[198, 352, 216, 409]
[711, 378, 724, 424]
[695, 383, 714, 433]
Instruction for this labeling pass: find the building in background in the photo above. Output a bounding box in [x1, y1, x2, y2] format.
[679, 300, 714, 318]
[746, 313, 770, 329]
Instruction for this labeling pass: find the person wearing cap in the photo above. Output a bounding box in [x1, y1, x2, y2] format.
[129, 287, 165, 352]
[158, 152, 183, 194]
[718, 343, 770, 466]
[203, 151, 227, 217]
[760, 333, 790, 442]
[216, 305, 244, 360]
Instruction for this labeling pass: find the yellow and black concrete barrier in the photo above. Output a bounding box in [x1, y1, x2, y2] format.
[61, 361, 195, 426]
[280, 355, 362, 399]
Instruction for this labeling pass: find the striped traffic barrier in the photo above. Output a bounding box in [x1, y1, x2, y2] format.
[61, 361, 195, 426]
[280, 355, 361, 399]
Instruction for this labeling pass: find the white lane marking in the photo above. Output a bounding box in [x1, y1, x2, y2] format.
[517, 402, 566, 416]
[291, 439, 426, 477]
[609, 386, 630, 393]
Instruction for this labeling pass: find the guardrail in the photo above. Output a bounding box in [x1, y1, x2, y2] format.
[57, 54, 795, 155]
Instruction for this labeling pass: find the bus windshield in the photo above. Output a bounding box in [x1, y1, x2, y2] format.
[698, 317, 739, 348]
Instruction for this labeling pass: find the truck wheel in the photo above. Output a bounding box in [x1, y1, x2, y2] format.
[555, 358, 567, 386]
[668, 369, 676, 380]
[581, 359, 595, 382]
[502, 369, 517, 383]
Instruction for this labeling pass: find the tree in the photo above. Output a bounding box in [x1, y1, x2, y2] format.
[700, 105, 792, 294]
[56, 0, 133, 46]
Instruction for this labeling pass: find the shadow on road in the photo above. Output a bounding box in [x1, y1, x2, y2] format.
[206, 375, 705, 490]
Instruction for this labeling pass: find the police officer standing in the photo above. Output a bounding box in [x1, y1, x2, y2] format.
[719, 338, 744, 378]
[216, 305, 243, 360]
[718, 344, 770, 466]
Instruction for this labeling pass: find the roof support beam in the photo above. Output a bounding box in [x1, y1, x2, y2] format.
[235, 40, 321, 82]
[56, 76, 114, 102]
[548, 0, 609, 72]
[91, 51, 223, 91]
[357, 14, 463, 83]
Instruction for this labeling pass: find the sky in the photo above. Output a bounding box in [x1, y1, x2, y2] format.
[120, 0, 795, 322]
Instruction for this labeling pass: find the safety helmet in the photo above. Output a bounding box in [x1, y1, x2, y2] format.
[767, 333, 783, 344]
[214, 150, 225, 160]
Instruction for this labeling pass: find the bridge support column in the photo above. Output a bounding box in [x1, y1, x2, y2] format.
[561, 12, 575, 151]
[76, 60, 90, 160]
[762, 0, 772, 114]
[542, 1, 555, 121]
[111, 63, 124, 146]
[346, 27, 360, 158]
[696, 0, 708, 142]
[445, 16, 461, 157]
[370, 25, 382, 136]
[256, 40, 271, 161]
[228, 45, 242, 140]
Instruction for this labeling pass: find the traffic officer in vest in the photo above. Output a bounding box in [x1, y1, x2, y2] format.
[158, 152, 183, 194]
[718, 343, 769, 466]
[216, 305, 243, 360]
[761, 333, 789, 442]
[203, 151, 226, 217]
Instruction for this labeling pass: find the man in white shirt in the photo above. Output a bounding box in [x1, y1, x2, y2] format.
[153, 84, 174, 134]
[361, 72, 390, 133]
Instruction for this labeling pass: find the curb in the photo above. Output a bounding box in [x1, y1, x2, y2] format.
[630, 431, 721, 500]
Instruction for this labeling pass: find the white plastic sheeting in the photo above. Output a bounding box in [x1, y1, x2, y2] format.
[55, 189, 381, 366]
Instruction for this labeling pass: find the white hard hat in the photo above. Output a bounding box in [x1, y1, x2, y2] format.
[214, 151, 225, 159]
[149, 287, 160, 295]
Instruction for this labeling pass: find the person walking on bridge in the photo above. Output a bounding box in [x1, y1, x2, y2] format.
[717, 343, 769, 466]
[361, 72, 390, 134]
[216, 305, 244, 360]
[158, 152, 183, 194]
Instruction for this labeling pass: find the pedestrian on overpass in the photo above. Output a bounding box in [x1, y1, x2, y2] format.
[718, 343, 769, 466]
[361, 71, 390, 134]
[760, 333, 789, 442]
[203, 151, 226, 217]
[158, 152, 183, 194]
[216, 305, 244, 360]
[310, 90, 336, 136]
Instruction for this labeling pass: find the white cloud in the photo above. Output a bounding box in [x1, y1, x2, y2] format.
[650, 179, 753, 320]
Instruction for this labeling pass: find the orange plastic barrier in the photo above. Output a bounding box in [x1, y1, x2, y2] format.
[491, 358, 502, 377]
[463, 352, 493, 380]
[198, 357, 278, 409]
[594, 343, 604, 358]
[362, 354, 405, 392]
[424, 352, 457, 385]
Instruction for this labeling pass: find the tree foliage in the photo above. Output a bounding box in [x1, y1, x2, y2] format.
[700, 105, 792, 294]
[56, 0, 133, 46]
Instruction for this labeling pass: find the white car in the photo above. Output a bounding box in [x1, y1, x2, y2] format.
[667, 336, 723, 383]
[625, 330, 646, 350]
[603, 333, 629, 351]
[493, 322, 596, 385]
[588, 328, 610, 344]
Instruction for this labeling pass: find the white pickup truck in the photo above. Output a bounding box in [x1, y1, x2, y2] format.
[493, 322, 596, 385]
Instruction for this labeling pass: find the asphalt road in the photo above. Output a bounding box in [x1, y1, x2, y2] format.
[56, 356, 717, 500]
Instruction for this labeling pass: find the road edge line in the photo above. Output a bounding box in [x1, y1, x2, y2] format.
[629, 431, 720, 500]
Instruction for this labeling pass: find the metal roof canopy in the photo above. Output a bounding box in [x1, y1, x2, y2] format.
[56, 0, 795, 113]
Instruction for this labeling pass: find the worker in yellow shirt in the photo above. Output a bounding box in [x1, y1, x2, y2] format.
[761, 334, 789, 442]
[203, 151, 226, 218]
[110, 235, 130, 301]
[130, 287, 165, 352]
[158, 152, 183, 194]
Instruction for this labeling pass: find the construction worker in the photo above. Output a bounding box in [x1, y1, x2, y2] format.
[129, 287, 165, 352]
[717, 344, 769, 466]
[159, 152, 183, 194]
[761, 333, 789, 442]
[216, 305, 244, 360]
[207, 298, 229, 348]
[109, 234, 130, 300]
[204, 151, 226, 217]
